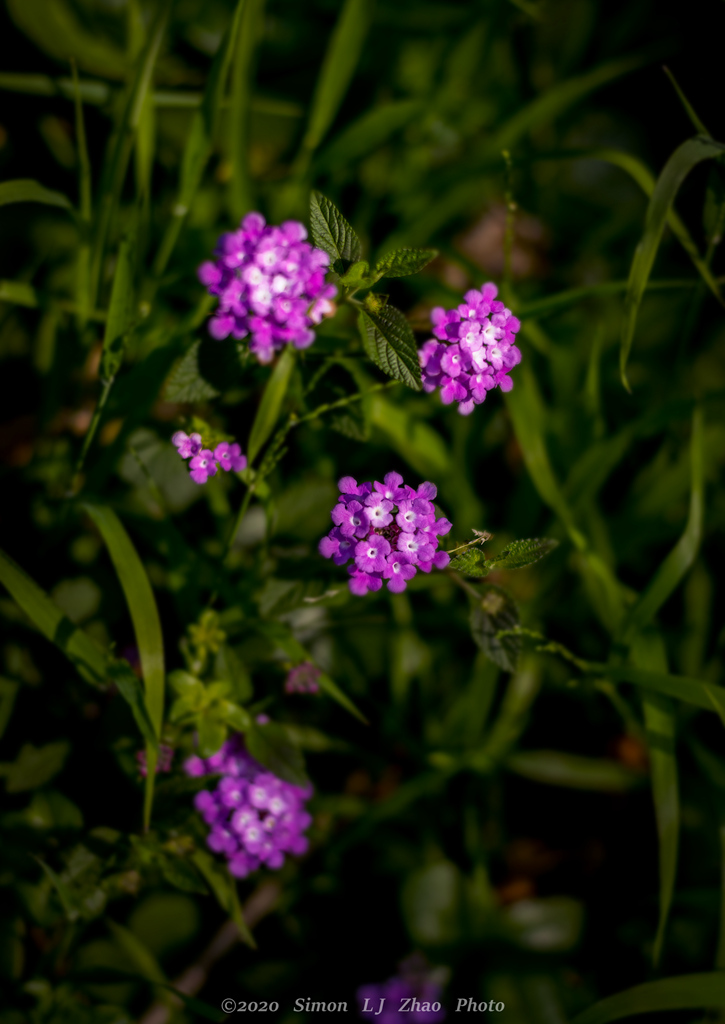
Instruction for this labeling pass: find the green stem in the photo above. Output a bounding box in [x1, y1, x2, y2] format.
[70, 378, 113, 493]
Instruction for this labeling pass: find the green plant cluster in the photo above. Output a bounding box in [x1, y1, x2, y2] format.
[0, 0, 724, 1022]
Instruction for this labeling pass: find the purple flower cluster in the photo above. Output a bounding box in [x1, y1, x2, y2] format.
[198, 212, 337, 364]
[319, 473, 451, 596]
[358, 957, 446, 1022]
[285, 662, 321, 695]
[419, 282, 521, 415]
[136, 743, 174, 778]
[184, 734, 312, 879]
[172, 431, 247, 485]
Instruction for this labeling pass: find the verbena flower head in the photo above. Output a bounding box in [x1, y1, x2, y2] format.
[358, 954, 446, 1022]
[319, 472, 451, 595]
[136, 743, 174, 778]
[184, 734, 312, 879]
[285, 662, 321, 695]
[172, 432, 247, 485]
[198, 212, 337, 364]
[419, 282, 521, 414]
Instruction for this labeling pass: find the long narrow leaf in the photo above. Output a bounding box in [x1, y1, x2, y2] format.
[633, 632, 679, 966]
[623, 407, 704, 640]
[247, 347, 295, 463]
[621, 137, 725, 389]
[0, 547, 107, 686]
[82, 504, 164, 826]
[90, 0, 171, 304]
[153, 0, 246, 278]
[295, 0, 372, 166]
[229, 0, 265, 220]
[571, 973, 725, 1024]
[0, 179, 71, 209]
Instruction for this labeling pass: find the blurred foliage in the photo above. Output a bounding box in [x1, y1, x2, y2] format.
[1, 0, 725, 1022]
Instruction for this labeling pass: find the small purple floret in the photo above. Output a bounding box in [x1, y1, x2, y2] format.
[319, 472, 452, 595]
[420, 281, 521, 414]
[285, 662, 321, 695]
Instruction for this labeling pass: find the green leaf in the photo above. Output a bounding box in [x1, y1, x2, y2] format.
[0, 546, 108, 686]
[153, 0, 245, 277]
[108, 660, 158, 752]
[623, 407, 704, 641]
[0, 178, 71, 209]
[6, 0, 128, 79]
[214, 645, 253, 703]
[373, 248, 438, 280]
[488, 537, 559, 571]
[621, 137, 725, 390]
[191, 850, 256, 948]
[315, 100, 423, 171]
[309, 191, 362, 271]
[448, 549, 490, 577]
[5, 742, 70, 793]
[663, 66, 710, 136]
[99, 233, 135, 385]
[245, 720, 308, 787]
[505, 750, 642, 792]
[571, 973, 725, 1024]
[247, 346, 295, 463]
[0, 676, 20, 741]
[297, 0, 372, 158]
[91, 0, 172, 303]
[228, 0, 266, 220]
[632, 632, 679, 967]
[254, 620, 367, 722]
[82, 504, 165, 827]
[358, 305, 422, 391]
[470, 585, 521, 673]
[164, 340, 221, 402]
[703, 164, 725, 246]
[338, 260, 371, 288]
[106, 920, 166, 986]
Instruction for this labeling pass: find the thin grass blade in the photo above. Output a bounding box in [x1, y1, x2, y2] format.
[624, 407, 704, 640]
[229, 0, 265, 220]
[247, 347, 295, 463]
[571, 973, 725, 1024]
[0, 179, 71, 208]
[81, 504, 164, 827]
[294, 0, 372, 171]
[621, 137, 725, 390]
[0, 546, 107, 686]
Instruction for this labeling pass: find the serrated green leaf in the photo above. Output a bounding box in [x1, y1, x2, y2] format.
[309, 191, 362, 271]
[373, 247, 438, 279]
[488, 537, 559, 571]
[164, 340, 221, 403]
[108, 660, 158, 752]
[358, 305, 422, 391]
[245, 720, 308, 787]
[0, 545, 108, 687]
[5, 742, 70, 793]
[470, 585, 521, 672]
[247, 346, 295, 463]
[0, 178, 71, 209]
[448, 549, 490, 577]
[571, 973, 725, 1024]
[621, 137, 725, 390]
